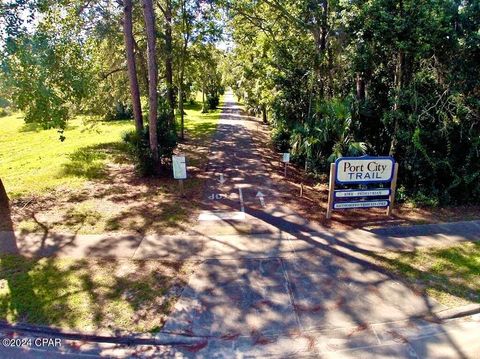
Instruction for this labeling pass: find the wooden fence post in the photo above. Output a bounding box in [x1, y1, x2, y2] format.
[386, 163, 399, 216]
[326, 163, 336, 219]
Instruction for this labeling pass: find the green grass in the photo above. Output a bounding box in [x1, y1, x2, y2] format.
[373, 242, 480, 307]
[0, 96, 221, 199]
[0, 113, 133, 198]
[179, 92, 222, 140]
[0, 255, 191, 334]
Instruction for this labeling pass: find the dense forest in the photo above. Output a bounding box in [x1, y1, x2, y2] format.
[225, 0, 480, 205]
[1, 0, 479, 205]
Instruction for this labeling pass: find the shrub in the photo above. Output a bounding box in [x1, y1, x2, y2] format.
[122, 113, 177, 176]
[0, 107, 10, 117]
[206, 93, 219, 111]
[122, 128, 154, 176]
[271, 126, 291, 152]
[105, 101, 133, 121]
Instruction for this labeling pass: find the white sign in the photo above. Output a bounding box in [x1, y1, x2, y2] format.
[334, 200, 389, 209]
[256, 191, 266, 207]
[335, 157, 394, 184]
[335, 189, 390, 198]
[282, 153, 290, 163]
[172, 155, 187, 179]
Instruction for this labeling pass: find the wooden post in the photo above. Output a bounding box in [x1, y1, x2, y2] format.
[300, 182, 304, 197]
[326, 163, 336, 219]
[284, 162, 287, 177]
[386, 163, 399, 216]
[179, 179, 185, 197]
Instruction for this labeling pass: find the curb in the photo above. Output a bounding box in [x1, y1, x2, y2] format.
[0, 321, 205, 346]
[434, 303, 480, 320]
[2, 304, 479, 348]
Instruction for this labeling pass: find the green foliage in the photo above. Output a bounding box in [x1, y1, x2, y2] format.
[206, 93, 220, 111]
[123, 110, 177, 176]
[2, 28, 94, 137]
[228, 0, 480, 205]
[271, 126, 291, 152]
[122, 129, 155, 176]
[104, 101, 133, 121]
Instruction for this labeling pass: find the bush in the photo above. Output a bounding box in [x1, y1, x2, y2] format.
[122, 113, 177, 176]
[206, 93, 219, 111]
[271, 126, 291, 152]
[105, 101, 133, 121]
[0, 107, 10, 117]
[122, 128, 154, 176]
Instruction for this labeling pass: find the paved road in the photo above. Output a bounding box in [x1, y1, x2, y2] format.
[1, 92, 479, 358]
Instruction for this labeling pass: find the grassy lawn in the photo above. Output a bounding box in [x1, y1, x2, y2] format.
[1, 97, 221, 234]
[373, 242, 480, 307]
[0, 114, 134, 198]
[0, 255, 193, 334]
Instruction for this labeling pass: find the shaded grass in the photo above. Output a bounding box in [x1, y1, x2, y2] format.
[0, 255, 192, 334]
[373, 242, 480, 307]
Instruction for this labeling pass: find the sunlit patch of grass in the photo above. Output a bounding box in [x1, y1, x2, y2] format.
[3, 95, 222, 235]
[0, 256, 191, 334]
[0, 113, 134, 198]
[179, 94, 222, 141]
[374, 242, 480, 307]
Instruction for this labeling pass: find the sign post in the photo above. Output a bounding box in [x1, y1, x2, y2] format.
[326, 156, 398, 219]
[326, 162, 336, 219]
[386, 163, 399, 216]
[172, 155, 187, 197]
[282, 153, 290, 177]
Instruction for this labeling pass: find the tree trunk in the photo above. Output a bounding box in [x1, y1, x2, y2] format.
[142, 0, 159, 164]
[165, 0, 175, 127]
[0, 179, 9, 211]
[123, 0, 143, 134]
[178, 83, 184, 140]
[0, 178, 12, 234]
[262, 104, 267, 124]
[389, 50, 404, 156]
[356, 72, 365, 101]
[133, 38, 149, 92]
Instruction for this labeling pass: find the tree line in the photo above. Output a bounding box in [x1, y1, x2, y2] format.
[224, 0, 479, 205]
[1, 0, 479, 205]
[0, 0, 224, 173]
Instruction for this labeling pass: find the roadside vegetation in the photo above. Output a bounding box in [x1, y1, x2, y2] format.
[373, 242, 480, 307]
[0, 256, 194, 334]
[226, 0, 479, 207]
[1, 96, 221, 235]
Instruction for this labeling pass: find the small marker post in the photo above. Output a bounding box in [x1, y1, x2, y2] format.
[172, 155, 187, 198]
[179, 179, 185, 197]
[282, 152, 290, 178]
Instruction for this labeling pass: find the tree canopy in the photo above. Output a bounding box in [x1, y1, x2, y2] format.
[1, 0, 479, 204]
